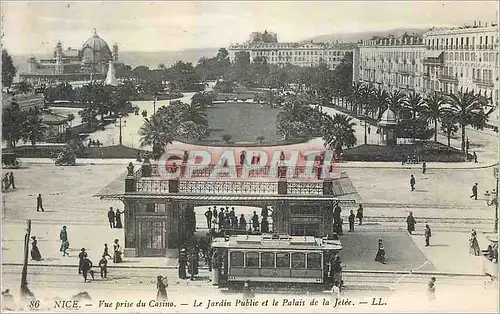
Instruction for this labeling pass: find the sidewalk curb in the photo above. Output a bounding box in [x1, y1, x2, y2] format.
[2, 263, 491, 277]
[335, 162, 498, 170]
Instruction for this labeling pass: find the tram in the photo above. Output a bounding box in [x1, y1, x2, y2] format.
[211, 234, 342, 286]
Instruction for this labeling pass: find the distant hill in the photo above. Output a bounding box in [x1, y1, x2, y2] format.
[11, 47, 220, 72]
[306, 27, 431, 44]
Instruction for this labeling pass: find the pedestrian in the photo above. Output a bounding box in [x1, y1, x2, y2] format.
[98, 254, 108, 279]
[178, 248, 187, 279]
[59, 226, 68, 255]
[356, 204, 364, 225]
[103, 243, 111, 259]
[469, 229, 481, 256]
[239, 214, 247, 230]
[115, 209, 123, 228]
[189, 249, 198, 281]
[422, 161, 426, 174]
[30, 236, 42, 261]
[78, 248, 88, 275]
[375, 238, 386, 264]
[36, 194, 44, 212]
[9, 172, 15, 189]
[330, 281, 341, 303]
[156, 275, 168, 301]
[261, 217, 269, 233]
[473, 151, 478, 163]
[218, 211, 224, 230]
[3, 173, 11, 190]
[113, 239, 122, 263]
[410, 174, 416, 191]
[81, 257, 95, 282]
[470, 183, 478, 200]
[251, 211, 259, 232]
[212, 206, 218, 226]
[107, 207, 115, 228]
[205, 208, 212, 230]
[61, 240, 69, 257]
[427, 277, 436, 301]
[406, 212, 416, 235]
[348, 210, 355, 232]
[424, 224, 432, 247]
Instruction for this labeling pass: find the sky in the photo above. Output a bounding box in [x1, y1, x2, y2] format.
[1, 1, 498, 54]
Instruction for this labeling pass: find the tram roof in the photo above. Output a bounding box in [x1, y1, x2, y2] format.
[211, 234, 342, 250]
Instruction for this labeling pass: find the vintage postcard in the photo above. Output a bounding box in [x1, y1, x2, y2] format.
[1, 1, 499, 313]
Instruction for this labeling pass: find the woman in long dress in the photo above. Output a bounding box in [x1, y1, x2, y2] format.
[113, 239, 122, 263]
[375, 239, 386, 264]
[156, 275, 168, 301]
[115, 210, 123, 229]
[469, 229, 481, 256]
[30, 236, 42, 261]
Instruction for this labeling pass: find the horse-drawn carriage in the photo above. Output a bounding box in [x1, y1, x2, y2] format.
[2, 152, 22, 168]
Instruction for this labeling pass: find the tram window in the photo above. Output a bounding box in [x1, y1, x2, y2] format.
[246, 252, 259, 268]
[261, 252, 275, 268]
[230, 251, 244, 267]
[291, 252, 306, 268]
[307, 253, 322, 269]
[276, 252, 290, 268]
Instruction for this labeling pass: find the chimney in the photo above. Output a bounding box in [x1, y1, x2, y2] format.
[479, 21, 482, 27]
[474, 21, 476, 27]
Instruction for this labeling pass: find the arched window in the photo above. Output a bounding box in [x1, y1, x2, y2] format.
[261, 252, 275, 268]
[276, 252, 290, 268]
[230, 251, 244, 267]
[307, 253, 322, 269]
[245, 252, 259, 268]
[291, 252, 306, 268]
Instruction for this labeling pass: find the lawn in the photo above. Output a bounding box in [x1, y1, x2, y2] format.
[177, 102, 307, 146]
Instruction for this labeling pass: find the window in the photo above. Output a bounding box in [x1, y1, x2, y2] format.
[231, 251, 244, 267]
[276, 252, 290, 268]
[261, 252, 275, 268]
[291, 252, 306, 268]
[245, 252, 259, 268]
[307, 253, 322, 269]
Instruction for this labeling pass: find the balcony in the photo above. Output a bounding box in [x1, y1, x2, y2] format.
[438, 74, 458, 82]
[423, 58, 443, 65]
[473, 78, 494, 88]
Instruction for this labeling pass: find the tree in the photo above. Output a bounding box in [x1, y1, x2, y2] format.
[443, 89, 487, 152]
[420, 92, 445, 141]
[441, 115, 459, 147]
[22, 108, 47, 149]
[139, 115, 174, 158]
[2, 49, 16, 88]
[2, 102, 26, 150]
[385, 90, 406, 116]
[191, 91, 214, 108]
[402, 91, 424, 120]
[177, 101, 208, 126]
[322, 114, 357, 153]
[79, 107, 98, 128]
[372, 87, 389, 119]
[222, 134, 232, 143]
[17, 81, 33, 94]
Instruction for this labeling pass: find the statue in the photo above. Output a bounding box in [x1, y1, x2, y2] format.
[127, 162, 134, 176]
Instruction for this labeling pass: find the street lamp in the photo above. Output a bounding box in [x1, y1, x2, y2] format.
[485, 167, 499, 233]
[115, 114, 127, 146]
[153, 96, 157, 115]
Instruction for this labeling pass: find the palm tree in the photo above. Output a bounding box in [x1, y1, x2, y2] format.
[443, 89, 487, 152]
[2, 102, 26, 150]
[385, 90, 406, 117]
[177, 101, 208, 126]
[372, 87, 389, 120]
[440, 115, 459, 147]
[139, 115, 173, 159]
[350, 82, 365, 113]
[403, 91, 424, 120]
[322, 113, 357, 153]
[419, 92, 445, 142]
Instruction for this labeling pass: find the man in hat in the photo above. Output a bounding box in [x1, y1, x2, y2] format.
[36, 194, 44, 212]
[98, 254, 108, 279]
[60, 226, 68, 254]
[427, 277, 436, 301]
[204, 207, 213, 230]
[470, 183, 478, 200]
[424, 224, 432, 247]
[107, 207, 115, 228]
[78, 248, 88, 275]
[81, 256, 95, 282]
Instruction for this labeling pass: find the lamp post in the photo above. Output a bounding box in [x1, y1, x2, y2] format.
[20, 219, 31, 298]
[115, 114, 127, 146]
[153, 96, 157, 115]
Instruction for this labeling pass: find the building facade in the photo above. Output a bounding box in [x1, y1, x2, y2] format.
[354, 22, 499, 107]
[229, 31, 354, 69]
[354, 34, 427, 94]
[422, 23, 498, 105]
[20, 30, 119, 85]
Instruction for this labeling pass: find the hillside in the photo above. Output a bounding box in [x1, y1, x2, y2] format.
[306, 27, 431, 43]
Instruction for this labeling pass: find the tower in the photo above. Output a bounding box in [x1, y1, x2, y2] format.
[104, 61, 118, 86]
[113, 43, 119, 61]
[27, 55, 37, 74]
[54, 41, 64, 75]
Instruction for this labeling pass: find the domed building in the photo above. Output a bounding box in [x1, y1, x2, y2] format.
[21, 29, 120, 84]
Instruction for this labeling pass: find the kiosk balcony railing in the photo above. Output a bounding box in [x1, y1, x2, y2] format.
[146, 164, 338, 180]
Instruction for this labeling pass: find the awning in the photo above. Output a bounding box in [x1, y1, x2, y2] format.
[424, 51, 443, 59]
